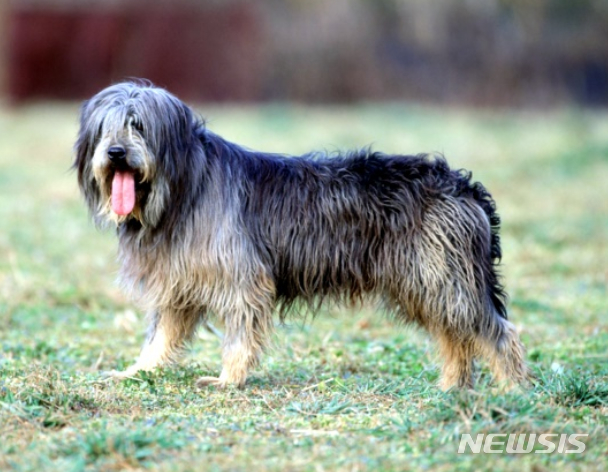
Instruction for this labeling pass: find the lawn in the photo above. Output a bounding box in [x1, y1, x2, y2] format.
[0, 102, 607, 471]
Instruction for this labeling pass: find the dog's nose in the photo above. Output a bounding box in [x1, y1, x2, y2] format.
[108, 146, 127, 162]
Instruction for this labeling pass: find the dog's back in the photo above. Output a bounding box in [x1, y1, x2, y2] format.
[203, 138, 505, 323]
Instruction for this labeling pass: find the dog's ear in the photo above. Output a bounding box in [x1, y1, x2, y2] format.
[158, 95, 197, 154]
[154, 94, 202, 183]
[147, 90, 208, 227]
[73, 98, 103, 218]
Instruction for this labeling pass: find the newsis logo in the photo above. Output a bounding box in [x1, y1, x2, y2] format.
[457, 433, 588, 454]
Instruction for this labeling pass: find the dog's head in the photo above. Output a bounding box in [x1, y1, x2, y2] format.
[74, 81, 199, 228]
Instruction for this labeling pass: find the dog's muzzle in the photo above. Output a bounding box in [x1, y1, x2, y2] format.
[108, 145, 127, 163]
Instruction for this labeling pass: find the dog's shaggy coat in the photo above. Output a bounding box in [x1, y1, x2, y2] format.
[74, 81, 529, 389]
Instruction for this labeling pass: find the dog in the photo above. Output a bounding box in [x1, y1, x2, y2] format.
[74, 80, 529, 389]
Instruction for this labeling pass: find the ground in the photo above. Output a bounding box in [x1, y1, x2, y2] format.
[0, 103, 607, 471]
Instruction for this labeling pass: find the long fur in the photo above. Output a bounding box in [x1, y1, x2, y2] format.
[74, 81, 529, 389]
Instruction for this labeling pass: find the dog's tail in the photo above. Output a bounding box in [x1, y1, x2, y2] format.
[446, 163, 508, 320]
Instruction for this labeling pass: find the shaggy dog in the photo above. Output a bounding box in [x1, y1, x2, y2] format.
[74, 81, 529, 389]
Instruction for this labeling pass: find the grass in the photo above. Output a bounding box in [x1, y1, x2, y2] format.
[0, 101, 607, 471]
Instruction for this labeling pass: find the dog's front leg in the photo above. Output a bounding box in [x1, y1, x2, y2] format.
[197, 322, 268, 389]
[197, 282, 275, 388]
[107, 307, 200, 379]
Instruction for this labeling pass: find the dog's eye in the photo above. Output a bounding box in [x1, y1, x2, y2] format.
[132, 120, 143, 133]
[129, 115, 143, 133]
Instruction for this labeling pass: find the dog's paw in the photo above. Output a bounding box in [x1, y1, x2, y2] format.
[101, 368, 143, 381]
[196, 376, 226, 388]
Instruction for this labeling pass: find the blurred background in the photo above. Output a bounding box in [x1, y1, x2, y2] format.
[2, 0, 608, 107]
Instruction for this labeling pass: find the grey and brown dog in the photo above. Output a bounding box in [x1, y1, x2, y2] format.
[74, 80, 529, 389]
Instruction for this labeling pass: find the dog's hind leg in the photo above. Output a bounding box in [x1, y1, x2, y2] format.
[436, 333, 477, 390]
[107, 307, 200, 378]
[477, 316, 530, 388]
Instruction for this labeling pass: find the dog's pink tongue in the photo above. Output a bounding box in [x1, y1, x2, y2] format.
[111, 171, 135, 215]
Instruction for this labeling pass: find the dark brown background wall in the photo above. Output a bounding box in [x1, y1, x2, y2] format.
[7, 2, 263, 103]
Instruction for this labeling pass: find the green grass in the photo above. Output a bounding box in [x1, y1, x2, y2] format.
[0, 102, 607, 471]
